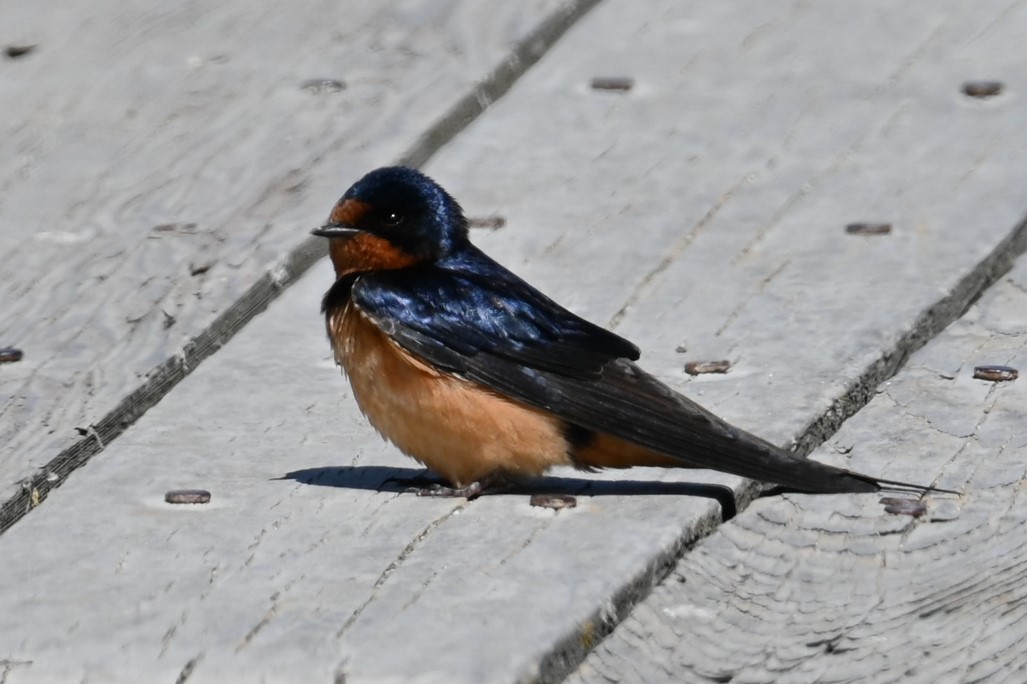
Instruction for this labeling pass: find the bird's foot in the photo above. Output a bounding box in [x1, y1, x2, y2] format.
[410, 482, 485, 499]
[407, 474, 513, 500]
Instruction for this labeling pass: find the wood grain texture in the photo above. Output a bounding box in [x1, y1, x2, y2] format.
[569, 259, 1027, 684]
[0, 0, 579, 526]
[0, 0, 1026, 682]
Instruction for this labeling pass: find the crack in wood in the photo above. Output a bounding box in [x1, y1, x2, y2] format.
[174, 652, 203, 684]
[373, 505, 465, 591]
[607, 170, 755, 329]
[400, 569, 443, 613]
[236, 591, 281, 652]
[713, 259, 790, 338]
[335, 504, 465, 639]
[159, 623, 178, 658]
[0, 659, 32, 684]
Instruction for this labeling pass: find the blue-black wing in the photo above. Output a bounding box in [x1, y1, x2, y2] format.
[350, 249, 640, 380]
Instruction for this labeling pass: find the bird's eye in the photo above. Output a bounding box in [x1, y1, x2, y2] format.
[381, 212, 404, 228]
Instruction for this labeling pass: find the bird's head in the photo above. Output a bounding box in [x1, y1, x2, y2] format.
[312, 166, 469, 277]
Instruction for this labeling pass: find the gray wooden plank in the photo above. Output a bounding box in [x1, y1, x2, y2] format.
[0, 0, 583, 529]
[1, 0, 1027, 682]
[567, 252, 1027, 684]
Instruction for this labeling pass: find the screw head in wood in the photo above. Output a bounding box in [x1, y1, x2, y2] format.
[530, 494, 577, 510]
[880, 497, 927, 517]
[165, 489, 212, 505]
[973, 365, 1018, 382]
[685, 360, 731, 375]
[590, 76, 634, 92]
[845, 222, 892, 236]
[301, 79, 346, 94]
[962, 81, 1003, 98]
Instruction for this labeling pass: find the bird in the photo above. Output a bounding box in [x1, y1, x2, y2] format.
[312, 166, 949, 499]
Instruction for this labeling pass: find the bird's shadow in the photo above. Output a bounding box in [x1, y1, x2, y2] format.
[278, 465, 738, 520]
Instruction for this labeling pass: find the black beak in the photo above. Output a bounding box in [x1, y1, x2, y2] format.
[311, 224, 362, 238]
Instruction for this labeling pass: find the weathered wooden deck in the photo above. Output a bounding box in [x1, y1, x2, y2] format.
[2, 0, 1026, 682]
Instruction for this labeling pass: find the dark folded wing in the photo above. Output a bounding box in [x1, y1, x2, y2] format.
[352, 257, 639, 378]
[351, 266, 883, 493]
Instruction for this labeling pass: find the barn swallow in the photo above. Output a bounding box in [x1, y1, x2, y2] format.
[313, 166, 947, 498]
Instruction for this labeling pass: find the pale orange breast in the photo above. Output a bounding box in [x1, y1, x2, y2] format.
[327, 302, 572, 487]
